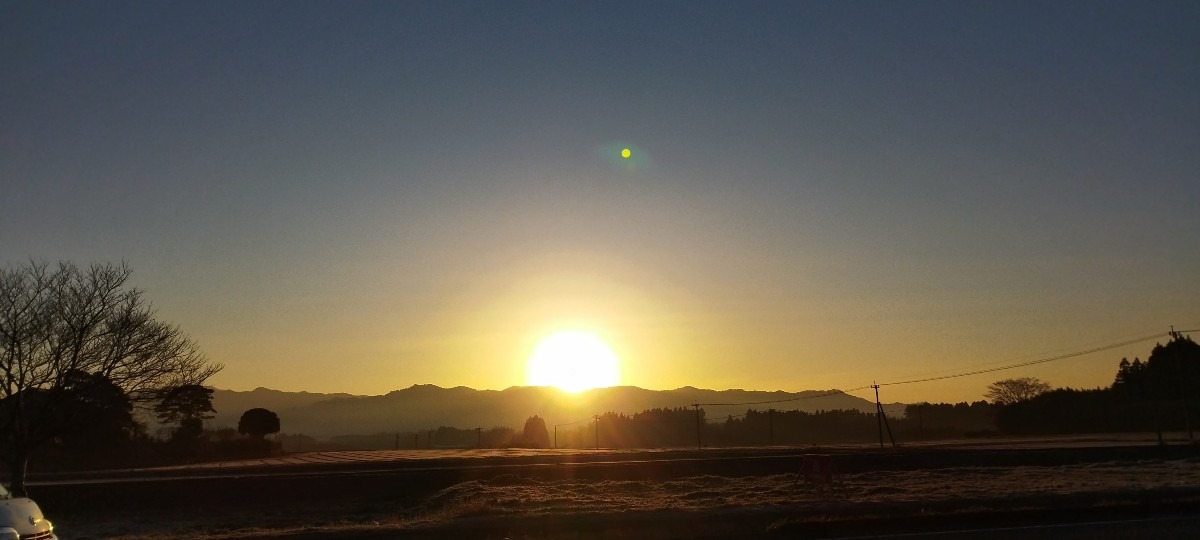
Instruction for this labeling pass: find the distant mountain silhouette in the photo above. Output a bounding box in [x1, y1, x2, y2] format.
[210, 385, 898, 438]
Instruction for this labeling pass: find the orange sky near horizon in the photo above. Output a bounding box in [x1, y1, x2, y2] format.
[178, 250, 1189, 405]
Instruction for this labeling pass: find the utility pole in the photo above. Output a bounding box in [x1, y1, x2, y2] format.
[553, 425, 557, 449]
[394, 432, 400, 450]
[593, 415, 600, 450]
[874, 384, 884, 447]
[1185, 403, 1193, 443]
[693, 404, 702, 450]
[1167, 326, 1194, 443]
[872, 383, 896, 448]
[768, 408, 775, 446]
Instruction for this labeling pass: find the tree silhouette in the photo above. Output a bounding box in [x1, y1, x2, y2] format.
[52, 371, 139, 467]
[1113, 357, 1148, 398]
[238, 408, 281, 439]
[0, 261, 221, 495]
[1143, 334, 1200, 401]
[985, 377, 1051, 405]
[521, 415, 551, 448]
[155, 384, 216, 442]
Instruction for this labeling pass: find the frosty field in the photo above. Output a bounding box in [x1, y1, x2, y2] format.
[49, 443, 1200, 539]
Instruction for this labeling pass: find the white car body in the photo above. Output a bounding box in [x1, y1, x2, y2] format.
[0, 484, 56, 540]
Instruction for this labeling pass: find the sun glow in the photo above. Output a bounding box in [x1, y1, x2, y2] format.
[526, 330, 621, 393]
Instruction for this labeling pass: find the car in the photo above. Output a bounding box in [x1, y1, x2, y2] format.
[0, 484, 56, 540]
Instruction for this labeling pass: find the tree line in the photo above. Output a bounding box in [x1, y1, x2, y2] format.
[570, 401, 964, 449]
[993, 333, 1199, 436]
[277, 415, 553, 452]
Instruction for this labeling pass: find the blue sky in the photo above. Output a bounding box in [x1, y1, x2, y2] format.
[3, 1, 1197, 402]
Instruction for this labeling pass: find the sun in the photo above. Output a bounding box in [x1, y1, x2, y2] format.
[526, 330, 621, 393]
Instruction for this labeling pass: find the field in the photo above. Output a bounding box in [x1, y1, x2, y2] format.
[31, 436, 1200, 539]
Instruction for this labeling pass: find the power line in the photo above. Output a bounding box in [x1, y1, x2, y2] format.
[706, 413, 749, 423]
[553, 416, 594, 428]
[556, 413, 696, 428]
[878, 331, 1171, 387]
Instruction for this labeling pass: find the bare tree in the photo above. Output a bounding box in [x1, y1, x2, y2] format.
[0, 261, 222, 495]
[985, 377, 1052, 405]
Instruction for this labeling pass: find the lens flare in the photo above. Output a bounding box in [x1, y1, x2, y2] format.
[599, 142, 647, 169]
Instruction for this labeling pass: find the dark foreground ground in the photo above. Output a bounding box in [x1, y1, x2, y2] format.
[26, 440, 1200, 539]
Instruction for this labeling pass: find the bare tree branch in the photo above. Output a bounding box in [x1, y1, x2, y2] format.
[985, 377, 1052, 405]
[1, 261, 222, 494]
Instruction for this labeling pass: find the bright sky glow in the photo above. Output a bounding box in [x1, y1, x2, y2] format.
[526, 331, 621, 393]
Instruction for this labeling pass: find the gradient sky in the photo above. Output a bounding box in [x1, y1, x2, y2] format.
[3, 1, 1197, 404]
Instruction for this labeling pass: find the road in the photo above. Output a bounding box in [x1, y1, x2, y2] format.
[822, 515, 1200, 539]
[147, 512, 1200, 539]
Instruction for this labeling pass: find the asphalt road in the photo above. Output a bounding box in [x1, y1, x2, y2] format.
[822, 515, 1200, 539]
[163, 512, 1200, 539]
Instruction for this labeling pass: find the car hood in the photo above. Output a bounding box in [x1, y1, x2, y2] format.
[0, 497, 51, 535]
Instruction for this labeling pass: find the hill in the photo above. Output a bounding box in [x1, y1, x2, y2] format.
[210, 385, 899, 438]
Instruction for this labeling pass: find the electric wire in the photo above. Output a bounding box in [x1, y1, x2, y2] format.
[878, 331, 1170, 386]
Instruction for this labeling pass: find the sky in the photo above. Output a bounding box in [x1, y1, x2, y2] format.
[3, 1, 1197, 404]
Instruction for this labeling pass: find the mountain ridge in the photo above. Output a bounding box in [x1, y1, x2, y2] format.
[210, 384, 904, 438]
